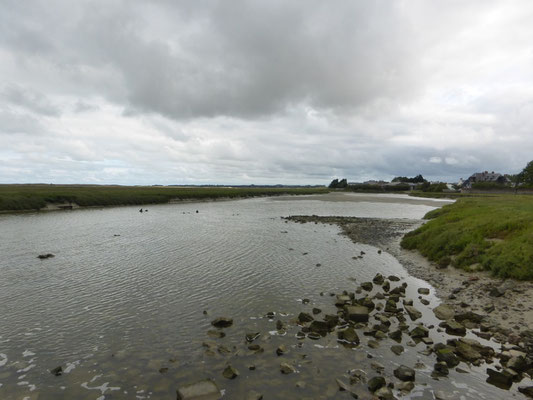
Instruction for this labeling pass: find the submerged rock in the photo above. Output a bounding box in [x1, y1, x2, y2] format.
[38, 253, 55, 259]
[50, 366, 62, 376]
[418, 288, 430, 295]
[211, 317, 233, 328]
[222, 365, 239, 379]
[390, 345, 404, 355]
[177, 379, 221, 400]
[246, 390, 263, 400]
[280, 362, 296, 374]
[297, 312, 314, 324]
[486, 368, 514, 389]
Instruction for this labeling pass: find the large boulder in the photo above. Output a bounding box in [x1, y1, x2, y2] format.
[177, 379, 221, 400]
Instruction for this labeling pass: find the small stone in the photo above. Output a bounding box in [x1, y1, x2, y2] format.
[368, 376, 386, 392]
[394, 365, 415, 382]
[391, 345, 404, 355]
[338, 327, 360, 344]
[245, 332, 260, 342]
[418, 288, 430, 295]
[433, 304, 454, 320]
[433, 362, 449, 376]
[312, 307, 322, 315]
[280, 362, 296, 374]
[276, 345, 287, 356]
[361, 282, 373, 291]
[207, 330, 225, 339]
[222, 365, 239, 379]
[50, 366, 62, 376]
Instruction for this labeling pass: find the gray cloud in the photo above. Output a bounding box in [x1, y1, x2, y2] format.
[1, 0, 533, 184]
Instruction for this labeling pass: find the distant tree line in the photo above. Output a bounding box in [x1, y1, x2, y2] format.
[391, 174, 427, 183]
[328, 178, 348, 188]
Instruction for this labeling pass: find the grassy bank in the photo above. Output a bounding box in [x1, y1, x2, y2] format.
[401, 195, 533, 280]
[0, 184, 328, 212]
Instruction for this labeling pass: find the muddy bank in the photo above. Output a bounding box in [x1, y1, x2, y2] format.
[285, 215, 533, 350]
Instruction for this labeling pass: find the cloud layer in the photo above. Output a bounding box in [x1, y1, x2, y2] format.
[1, 0, 533, 184]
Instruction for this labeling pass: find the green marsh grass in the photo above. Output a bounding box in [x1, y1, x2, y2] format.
[401, 195, 533, 279]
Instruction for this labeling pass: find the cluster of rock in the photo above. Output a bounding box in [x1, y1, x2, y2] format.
[174, 272, 533, 399]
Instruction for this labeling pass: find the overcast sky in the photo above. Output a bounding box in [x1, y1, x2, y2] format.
[1, 1, 532, 185]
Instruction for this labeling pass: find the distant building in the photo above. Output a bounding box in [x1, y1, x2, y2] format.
[363, 180, 389, 185]
[462, 171, 509, 189]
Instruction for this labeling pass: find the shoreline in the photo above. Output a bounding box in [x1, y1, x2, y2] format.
[286, 215, 533, 345]
[0, 193, 309, 215]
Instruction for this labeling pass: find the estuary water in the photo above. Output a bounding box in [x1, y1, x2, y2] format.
[0, 193, 525, 399]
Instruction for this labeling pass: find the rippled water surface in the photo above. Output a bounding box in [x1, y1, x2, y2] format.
[0, 193, 526, 399]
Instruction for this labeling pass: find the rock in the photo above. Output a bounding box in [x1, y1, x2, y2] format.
[335, 378, 351, 392]
[375, 386, 394, 399]
[433, 304, 455, 320]
[159, 367, 168, 373]
[309, 320, 330, 336]
[384, 299, 400, 313]
[246, 390, 263, 400]
[396, 381, 414, 392]
[404, 305, 422, 321]
[373, 273, 385, 285]
[335, 295, 351, 307]
[361, 282, 373, 291]
[248, 344, 264, 353]
[418, 288, 430, 295]
[388, 329, 402, 341]
[455, 341, 482, 363]
[368, 339, 380, 348]
[433, 362, 449, 376]
[38, 253, 55, 259]
[436, 347, 460, 367]
[394, 365, 415, 382]
[345, 305, 369, 322]
[507, 356, 528, 372]
[390, 345, 404, 355]
[265, 311, 275, 319]
[444, 321, 466, 336]
[276, 345, 287, 356]
[454, 311, 485, 324]
[312, 307, 322, 315]
[207, 330, 225, 339]
[297, 312, 314, 324]
[388, 275, 400, 281]
[420, 299, 430, 306]
[382, 281, 390, 292]
[276, 320, 285, 330]
[211, 317, 233, 328]
[177, 379, 221, 400]
[324, 314, 340, 329]
[486, 368, 514, 389]
[338, 327, 360, 344]
[280, 362, 296, 374]
[245, 332, 260, 342]
[368, 376, 386, 392]
[222, 365, 239, 379]
[489, 287, 506, 297]
[50, 366, 62, 376]
[302, 298, 310, 304]
[409, 325, 429, 339]
[519, 387, 533, 398]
